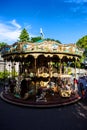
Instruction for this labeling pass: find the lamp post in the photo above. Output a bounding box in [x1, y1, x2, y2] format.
[75, 58, 77, 79]
[74, 43, 77, 79]
[14, 62, 16, 78]
[8, 63, 11, 77]
[74, 43, 78, 92]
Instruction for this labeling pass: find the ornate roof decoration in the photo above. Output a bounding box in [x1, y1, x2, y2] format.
[1, 40, 84, 58]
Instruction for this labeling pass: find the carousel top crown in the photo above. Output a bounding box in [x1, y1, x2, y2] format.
[1, 40, 84, 59]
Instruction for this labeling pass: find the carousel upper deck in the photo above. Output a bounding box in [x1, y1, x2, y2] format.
[1, 40, 83, 60]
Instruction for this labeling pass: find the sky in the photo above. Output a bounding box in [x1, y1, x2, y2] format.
[0, 0, 87, 44]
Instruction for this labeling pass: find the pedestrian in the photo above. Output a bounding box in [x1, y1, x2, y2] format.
[20, 78, 28, 98]
[79, 82, 85, 98]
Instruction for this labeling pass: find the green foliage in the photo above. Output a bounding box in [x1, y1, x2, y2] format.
[0, 70, 10, 79]
[11, 67, 18, 77]
[0, 42, 7, 50]
[31, 37, 62, 43]
[76, 61, 81, 68]
[19, 28, 29, 42]
[63, 62, 67, 67]
[0, 69, 18, 79]
[70, 60, 81, 68]
[76, 35, 87, 48]
[76, 35, 87, 65]
[11, 71, 18, 77]
[31, 36, 42, 42]
[67, 67, 72, 75]
[52, 62, 60, 68]
[45, 38, 61, 44]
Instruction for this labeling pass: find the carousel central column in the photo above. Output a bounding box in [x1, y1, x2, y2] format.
[34, 54, 38, 100]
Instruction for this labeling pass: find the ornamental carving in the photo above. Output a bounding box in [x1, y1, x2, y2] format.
[1, 40, 83, 59]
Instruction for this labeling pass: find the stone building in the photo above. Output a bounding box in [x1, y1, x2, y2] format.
[0, 52, 4, 72]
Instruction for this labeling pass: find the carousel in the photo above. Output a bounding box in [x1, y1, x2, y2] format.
[0, 39, 83, 107]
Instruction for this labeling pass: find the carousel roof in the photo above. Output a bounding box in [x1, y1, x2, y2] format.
[1, 40, 83, 59]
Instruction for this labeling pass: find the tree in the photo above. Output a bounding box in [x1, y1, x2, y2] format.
[76, 35, 87, 66]
[31, 36, 42, 42]
[0, 42, 7, 50]
[19, 28, 29, 42]
[76, 35, 87, 48]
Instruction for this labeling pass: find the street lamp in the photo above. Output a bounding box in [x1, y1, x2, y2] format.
[8, 63, 11, 77]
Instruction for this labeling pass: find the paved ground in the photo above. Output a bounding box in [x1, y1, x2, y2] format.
[0, 86, 87, 130]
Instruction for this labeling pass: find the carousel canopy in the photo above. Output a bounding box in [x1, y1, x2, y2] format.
[1, 40, 84, 59]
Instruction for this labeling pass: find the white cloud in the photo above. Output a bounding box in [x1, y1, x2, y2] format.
[23, 23, 32, 30]
[71, 5, 87, 13]
[0, 19, 35, 44]
[0, 20, 21, 44]
[64, 0, 87, 13]
[10, 19, 21, 29]
[64, 0, 87, 3]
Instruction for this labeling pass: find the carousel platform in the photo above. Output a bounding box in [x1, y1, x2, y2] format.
[0, 91, 81, 108]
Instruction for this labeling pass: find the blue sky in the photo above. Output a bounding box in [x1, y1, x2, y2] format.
[0, 0, 87, 44]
